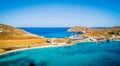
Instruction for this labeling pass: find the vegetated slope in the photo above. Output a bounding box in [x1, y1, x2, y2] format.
[0, 24, 41, 40]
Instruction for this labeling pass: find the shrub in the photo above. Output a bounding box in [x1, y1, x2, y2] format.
[108, 32, 115, 34]
[3, 47, 12, 51]
[27, 46, 31, 48]
[66, 40, 72, 44]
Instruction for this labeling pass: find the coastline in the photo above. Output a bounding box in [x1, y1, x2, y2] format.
[0, 43, 67, 56]
[0, 24, 120, 56]
[0, 40, 119, 56]
[0, 39, 86, 56]
[0, 40, 77, 56]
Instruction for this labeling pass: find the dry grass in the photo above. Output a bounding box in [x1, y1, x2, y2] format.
[0, 38, 70, 53]
[0, 39, 47, 47]
[82, 32, 113, 39]
[54, 38, 69, 43]
[0, 38, 47, 53]
[0, 48, 5, 53]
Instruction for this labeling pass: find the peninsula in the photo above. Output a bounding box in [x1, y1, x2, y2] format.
[0, 24, 120, 54]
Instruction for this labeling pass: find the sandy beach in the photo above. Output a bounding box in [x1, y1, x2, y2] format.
[0, 38, 103, 56]
[0, 39, 95, 56]
[0, 42, 68, 56]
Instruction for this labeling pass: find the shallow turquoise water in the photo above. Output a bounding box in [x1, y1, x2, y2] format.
[0, 41, 120, 66]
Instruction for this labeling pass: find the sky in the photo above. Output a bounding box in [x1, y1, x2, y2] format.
[0, 0, 120, 27]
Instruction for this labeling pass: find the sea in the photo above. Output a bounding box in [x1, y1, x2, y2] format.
[20, 27, 72, 38]
[0, 41, 120, 66]
[19, 27, 109, 38]
[1, 27, 119, 66]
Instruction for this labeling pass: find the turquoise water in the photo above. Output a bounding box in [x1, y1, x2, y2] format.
[0, 41, 120, 66]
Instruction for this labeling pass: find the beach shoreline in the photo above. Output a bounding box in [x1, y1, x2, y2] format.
[0, 39, 86, 56]
[0, 43, 66, 56]
[0, 40, 119, 56]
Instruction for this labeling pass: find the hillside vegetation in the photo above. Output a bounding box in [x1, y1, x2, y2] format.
[0, 24, 40, 40]
[82, 26, 120, 39]
[0, 24, 47, 53]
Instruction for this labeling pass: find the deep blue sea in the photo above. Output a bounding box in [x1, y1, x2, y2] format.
[0, 41, 120, 66]
[20, 27, 72, 38]
[19, 27, 108, 38]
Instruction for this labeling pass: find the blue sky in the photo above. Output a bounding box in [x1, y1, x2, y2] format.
[0, 0, 120, 27]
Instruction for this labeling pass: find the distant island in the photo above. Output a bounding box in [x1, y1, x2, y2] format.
[0, 24, 120, 54]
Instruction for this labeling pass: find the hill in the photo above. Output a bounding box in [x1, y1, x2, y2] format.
[0, 24, 47, 53]
[68, 26, 120, 39]
[0, 24, 41, 40]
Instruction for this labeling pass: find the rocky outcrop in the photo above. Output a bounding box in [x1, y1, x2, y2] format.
[67, 26, 97, 33]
